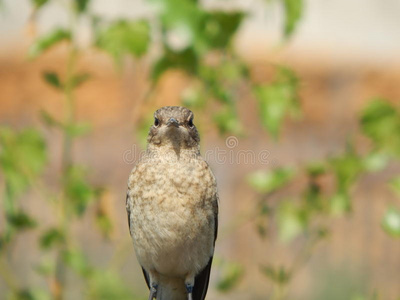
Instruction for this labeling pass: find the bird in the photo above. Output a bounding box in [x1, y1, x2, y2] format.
[126, 106, 219, 300]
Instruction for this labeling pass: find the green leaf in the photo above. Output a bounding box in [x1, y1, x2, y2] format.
[363, 152, 388, 172]
[253, 67, 299, 138]
[31, 0, 49, 8]
[151, 47, 198, 81]
[304, 181, 323, 212]
[381, 207, 400, 238]
[0, 128, 47, 175]
[181, 87, 206, 108]
[35, 258, 56, 276]
[154, 0, 202, 26]
[247, 167, 295, 194]
[155, 0, 245, 52]
[283, 0, 303, 38]
[306, 161, 327, 177]
[9, 289, 51, 300]
[213, 106, 243, 135]
[0, 127, 47, 200]
[153, 0, 203, 47]
[277, 200, 305, 242]
[96, 20, 150, 63]
[71, 73, 91, 88]
[40, 110, 63, 128]
[217, 60, 248, 83]
[39, 228, 65, 250]
[75, 0, 90, 13]
[64, 122, 91, 137]
[42, 71, 62, 89]
[28, 28, 71, 59]
[360, 99, 400, 156]
[330, 192, 351, 215]
[216, 262, 244, 292]
[330, 146, 363, 192]
[7, 212, 37, 230]
[260, 265, 291, 284]
[62, 248, 92, 276]
[254, 84, 290, 137]
[199, 11, 245, 50]
[209, 85, 233, 104]
[64, 166, 95, 216]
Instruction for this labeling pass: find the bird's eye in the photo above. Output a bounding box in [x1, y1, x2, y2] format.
[154, 117, 160, 127]
[188, 118, 194, 128]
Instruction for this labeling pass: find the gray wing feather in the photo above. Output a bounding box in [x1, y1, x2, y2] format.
[126, 191, 132, 233]
[193, 194, 218, 300]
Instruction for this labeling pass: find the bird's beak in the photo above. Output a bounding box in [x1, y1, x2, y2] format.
[167, 118, 180, 128]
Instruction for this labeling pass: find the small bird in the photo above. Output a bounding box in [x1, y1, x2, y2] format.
[126, 106, 218, 300]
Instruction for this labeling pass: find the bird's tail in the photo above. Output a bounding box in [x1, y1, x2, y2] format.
[156, 276, 187, 300]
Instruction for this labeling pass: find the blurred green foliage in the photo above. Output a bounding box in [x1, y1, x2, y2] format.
[0, 128, 46, 250]
[28, 28, 71, 59]
[244, 98, 400, 298]
[0, 128, 46, 200]
[360, 100, 400, 240]
[63, 166, 99, 216]
[32, 0, 49, 9]
[96, 20, 150, 63]
[381, 207, 400, 238]
[254, 66, 300, 138]
[283, 0, 303, 38]
[247, 167, 295, 194]
[2, 0, 305, 298]
[361, 99, 400, 156]
[214, 259, 244, 293]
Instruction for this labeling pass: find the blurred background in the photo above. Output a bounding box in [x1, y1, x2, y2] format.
[0, 0, 400, 299]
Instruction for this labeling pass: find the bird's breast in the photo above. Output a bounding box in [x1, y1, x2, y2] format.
[128, 159, 216, 276]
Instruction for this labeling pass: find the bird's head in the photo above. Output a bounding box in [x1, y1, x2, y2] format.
[147, 106, 200, 150]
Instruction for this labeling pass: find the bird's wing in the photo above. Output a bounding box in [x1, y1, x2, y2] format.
[193, 256, 213, 300]
[192, 193, 218, 300]
[126, 191, 151, 289]
[141, 267, 151, 289]
[213, 194, 219, 245]
[126, 191, 132, 234]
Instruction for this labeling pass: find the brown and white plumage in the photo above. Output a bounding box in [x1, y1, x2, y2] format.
[126, 106, 218, 300]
